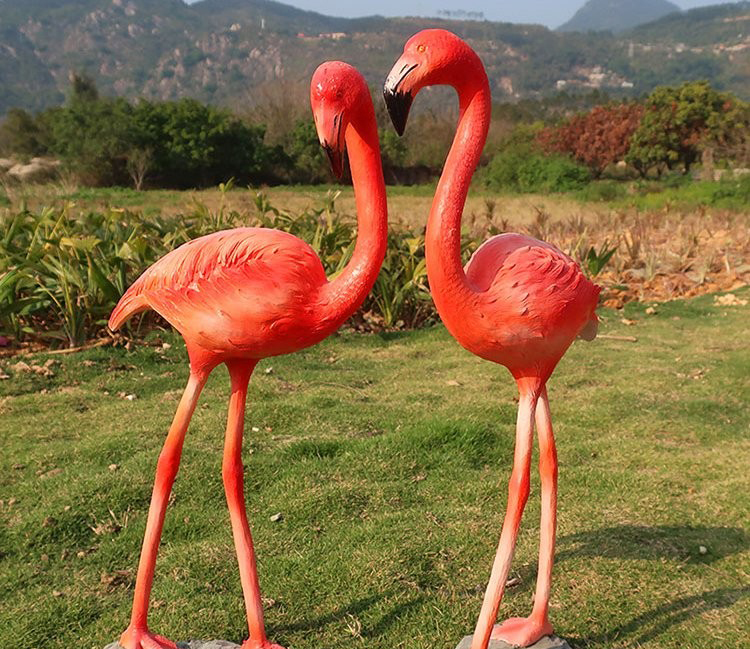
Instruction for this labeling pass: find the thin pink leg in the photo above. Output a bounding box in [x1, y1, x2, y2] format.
[532, 387, 557, 624]
[493, 385, 556, 646]
[120, 371, 208, 649]
[470, 383, 537, 649]
[223, 360, 285, 649]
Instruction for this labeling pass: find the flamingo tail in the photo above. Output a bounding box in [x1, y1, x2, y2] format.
[108, 287, 149, 331]
[578, 314, 599, 341]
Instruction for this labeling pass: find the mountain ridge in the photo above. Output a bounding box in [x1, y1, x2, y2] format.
[558, 0, 682, 33]
[0, 0, 748, 116]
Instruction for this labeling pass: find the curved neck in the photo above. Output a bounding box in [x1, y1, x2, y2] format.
[426, 67, 491, 312]
[317, 102, 387, 322]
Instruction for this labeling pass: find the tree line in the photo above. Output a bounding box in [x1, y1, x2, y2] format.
[481, 81, 749, 193]
[0, 74, 413, 188]
[1, 75, 748, 191]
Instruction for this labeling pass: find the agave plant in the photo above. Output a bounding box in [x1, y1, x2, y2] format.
[3, 190, 579, 347]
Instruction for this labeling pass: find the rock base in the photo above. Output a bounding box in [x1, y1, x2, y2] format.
[455, 635, 572, 649]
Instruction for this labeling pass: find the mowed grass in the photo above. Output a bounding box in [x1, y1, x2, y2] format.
[1, 290, 748, 649]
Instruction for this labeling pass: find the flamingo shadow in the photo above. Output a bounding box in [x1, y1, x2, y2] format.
[567, 586, 750, 648]
[556, 524, 748, 565]
[274, 590, 427, 639]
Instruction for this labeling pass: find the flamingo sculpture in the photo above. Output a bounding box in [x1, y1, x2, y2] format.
[384, 30, 600, 649]
[108, 61, 387, 649]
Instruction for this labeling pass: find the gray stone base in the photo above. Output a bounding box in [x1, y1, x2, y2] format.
[456, 635, 571, 649]
[106, 641, 240, 649]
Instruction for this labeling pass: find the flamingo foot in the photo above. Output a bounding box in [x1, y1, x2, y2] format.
[491, 615, 553, 647]
[119, 626, 177, 649]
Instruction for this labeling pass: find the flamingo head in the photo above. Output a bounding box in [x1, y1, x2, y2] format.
[383, 29, 480, 136]
[310, 61, 368, 179]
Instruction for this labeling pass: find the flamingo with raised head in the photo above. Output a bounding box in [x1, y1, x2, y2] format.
[384, 30, 600, 649]
[108, 61, 387, 649]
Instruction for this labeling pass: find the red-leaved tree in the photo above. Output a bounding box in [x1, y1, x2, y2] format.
[538, 103, 645, 177]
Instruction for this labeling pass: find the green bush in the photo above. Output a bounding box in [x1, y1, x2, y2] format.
[661, 172, 693, 189]
[0, 108, 51, 157]
[131, 99, 276, 188]
[0, 192, 440, 347]
[2, 77, 282, 188]
[283, 119, 328, 184]
[46, 97, 136, 186]
[607, 175, 750, 210]
[481, 125, 590, 194]
[575, 180, 627, 202]
[626, 81, 748, 177]
[483, 149, 591, 193]
[0, 204, 239, 346]
[709, 173, 750, 206]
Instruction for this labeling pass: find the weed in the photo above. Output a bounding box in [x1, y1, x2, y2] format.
[583, 240, 619, 277]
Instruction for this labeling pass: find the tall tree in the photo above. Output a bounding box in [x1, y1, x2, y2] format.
[626, 81, 746, 176]
[0, 108, 50, 157]
[69, 72, 100, 103]
[538, 102, 644, 177]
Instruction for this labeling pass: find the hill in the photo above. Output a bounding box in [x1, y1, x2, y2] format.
[558, 0, 681, 33]
[628, 1, 750, 45]
[0, 0, 748, 116]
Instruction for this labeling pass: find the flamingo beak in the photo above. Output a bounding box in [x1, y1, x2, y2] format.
[383, 62, 418, 136]
[313, 107, 346, 180]
[322, 143, 344, 180]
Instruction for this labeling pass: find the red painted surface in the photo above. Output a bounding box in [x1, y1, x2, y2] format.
[109, 62, 387, 649]
[385, 29, 600, 649]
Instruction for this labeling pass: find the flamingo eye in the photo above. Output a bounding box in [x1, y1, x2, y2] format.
[417, 44, 426, 53]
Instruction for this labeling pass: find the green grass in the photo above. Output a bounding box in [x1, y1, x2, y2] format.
[575, 176, 750, 211]
[1, 290, 749, 649]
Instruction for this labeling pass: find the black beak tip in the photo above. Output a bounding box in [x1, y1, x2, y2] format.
[383, 87, 413, 137]
[323, 144, 344, 180]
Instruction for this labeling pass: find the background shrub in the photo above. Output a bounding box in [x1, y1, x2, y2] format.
[482, 143, 591, 193]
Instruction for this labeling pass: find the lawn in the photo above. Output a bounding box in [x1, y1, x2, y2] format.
[1, 290, 748, 649]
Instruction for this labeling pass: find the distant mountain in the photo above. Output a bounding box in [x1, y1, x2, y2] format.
[191, 0, 354, 33]
[628, 1, 750, 45]
[0, 0, 748, 116]
[558, 0, 681, 33]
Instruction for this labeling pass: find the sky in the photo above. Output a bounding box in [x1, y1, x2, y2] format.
[186, 0, 736, 29]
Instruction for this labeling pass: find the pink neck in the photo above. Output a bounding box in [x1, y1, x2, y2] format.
[425, 63, 491, 315]
[317, 102, 387, 323]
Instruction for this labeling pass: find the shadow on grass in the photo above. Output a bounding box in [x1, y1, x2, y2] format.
[557, 524, 748, 564]
[376, 330, 420, 343]
[568, 586, 750, 648]
[276, 591, 427, 639]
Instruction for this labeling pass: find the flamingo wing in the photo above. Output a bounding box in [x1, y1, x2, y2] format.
[465, 233, 600, 356]
[109, 228, 329, 354]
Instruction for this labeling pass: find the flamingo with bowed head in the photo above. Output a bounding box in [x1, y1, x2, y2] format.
[108, 61, 387, 649]
[384, 30, 600, 649]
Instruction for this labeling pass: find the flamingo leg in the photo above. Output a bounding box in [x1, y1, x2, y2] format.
[470, 384, 537, 649]
[492, 385, 556, 646]
[120, 371, 208, 649]
[532, 387, 557, 623]
[223, 360, 284, 649]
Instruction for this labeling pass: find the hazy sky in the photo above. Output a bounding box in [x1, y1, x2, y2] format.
[186, 0, 734, 28]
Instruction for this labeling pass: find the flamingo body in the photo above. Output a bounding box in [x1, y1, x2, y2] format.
[385, 30, 601, 649]
[110, 227, 333, 361]
[458, 233, 599, 376]
[109, 61, 387, 649]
